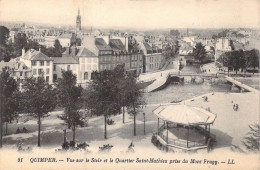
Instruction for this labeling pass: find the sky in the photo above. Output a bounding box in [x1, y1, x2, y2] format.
[0, 0, 259, 29]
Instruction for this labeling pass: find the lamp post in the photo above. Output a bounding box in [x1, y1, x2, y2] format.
[63, 129, 67, 144]
[143, 112, 146, 135]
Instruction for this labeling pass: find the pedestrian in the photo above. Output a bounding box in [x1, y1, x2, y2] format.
[16, 127, 21, 134]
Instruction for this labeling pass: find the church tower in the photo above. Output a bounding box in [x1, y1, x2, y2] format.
[76, 8, 81, 32]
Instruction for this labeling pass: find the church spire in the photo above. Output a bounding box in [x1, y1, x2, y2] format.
[76, 8, 81, 32]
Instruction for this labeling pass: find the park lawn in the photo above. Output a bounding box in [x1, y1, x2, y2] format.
[2, 91, 259, 154]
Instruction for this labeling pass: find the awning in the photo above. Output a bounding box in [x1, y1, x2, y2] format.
[153, 104, 216, 125]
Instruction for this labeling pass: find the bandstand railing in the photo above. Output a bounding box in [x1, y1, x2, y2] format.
[157, 124, 211, 149]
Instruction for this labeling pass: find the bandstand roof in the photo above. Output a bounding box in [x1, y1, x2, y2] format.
[153, 104, 216, 125]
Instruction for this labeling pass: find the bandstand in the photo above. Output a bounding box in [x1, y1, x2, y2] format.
[153, 104, 217, 151]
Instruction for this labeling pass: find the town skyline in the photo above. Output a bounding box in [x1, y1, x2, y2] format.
[0, 0, 259, 29]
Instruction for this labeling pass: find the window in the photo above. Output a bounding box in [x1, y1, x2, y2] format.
[20, 72, 23, 76]
[47, 61, 50, 66]
[84, 72, 88, 80]
[38, 69, 42, 75]
[88, 58, 91, 63]
[67, 65, 70, 71]
[32, 61, 36, 66]
[87, 64, 91, 70]
[82, 58, 85, 63]
[93, 58, 98, 63]
[53, 65, 56, 71]
[46, 76, 49, 83]
[40, 61, 44, 66]
[46, 68, 50, 74]
[53, 74, 57, 82]
[33, 69, 37, 75]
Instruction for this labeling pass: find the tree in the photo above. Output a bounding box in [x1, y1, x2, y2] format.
[0, 69, 18, 147]
[193, 42, 206, 63]
[243, 123, 260, 152]
[248, 49, 259, 73]
[22, 76, 56, 147]
[0, 46, 11, 62]
[56, 71, 83, 142]
[170, 29, 180, 38]
[85, 70, 121, 139]
[3, 90, 22, 135]
[124, 72, 145, 136]
[13, 33, 28, 57]
[0, 26, 10, 47]
[54, 39, 62, 50]
[113, 65, 127, 123]
[231, 50, 243, 74]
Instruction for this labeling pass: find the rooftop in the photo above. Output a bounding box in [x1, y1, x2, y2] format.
[53, 56, 78, 64]
[76, 47, 97, 57]
[109, 39, 126, 51]
[153, 104, 216, 125]
[23, 49, 53, 61]
[95, 38, 112, 51]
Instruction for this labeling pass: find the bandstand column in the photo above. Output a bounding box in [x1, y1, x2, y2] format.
[157, 118, 159, 133]
[187, 126, 189, 148]
[166, 122, 168, 144]
[205, 124, 207, 143]
[209, 124, 211, 138]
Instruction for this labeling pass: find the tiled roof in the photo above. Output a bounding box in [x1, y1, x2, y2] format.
[53, 57, 78, 64]
[23, 49, 53, 61]
[95, 38, 112, 51]
[109, 39, 126, 51]
[143, 42, 152, 50]
[180, 43, 193, 51]
[76, 47, 97, 57]
[58, 33, 72, 39]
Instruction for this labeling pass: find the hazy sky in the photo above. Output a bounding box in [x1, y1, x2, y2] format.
[0, 0, 259, 29]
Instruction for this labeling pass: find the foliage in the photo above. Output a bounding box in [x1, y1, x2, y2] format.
[56, 70, 83, 142]
[218, 49, 259, 74]
[170, 29, 180, 38]
[41, 39, 66, 57]
[13, 33, 28, 57]
[193, 42, 207, 62]
[212, 29, 229, 39]
[242, 123, 260, 152]
[84, 65, 145, 137]
[99, 144, 113, 153]
[124, 72, 146, 136]
[0, 26, 10, 47]
[22, 76, 56, 147]
[0, 69, 19, 145]
[60, 141, 89, 151]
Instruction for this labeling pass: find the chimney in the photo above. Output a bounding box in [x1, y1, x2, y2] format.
[108, 34, 111, 44]
[62, 47, 70, 57]
[22, 48, 25, 57]
[70, 45, 76, 57]
[39, 47, 41, 52]
[125, 36, 128, 52]
[29, 49, 31, 59]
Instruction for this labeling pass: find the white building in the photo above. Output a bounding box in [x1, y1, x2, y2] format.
[76, 47, 99, 84]
[215, 38, 232, 62]
[19, 48, 54, 83]
[52, 55, 78, 83]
